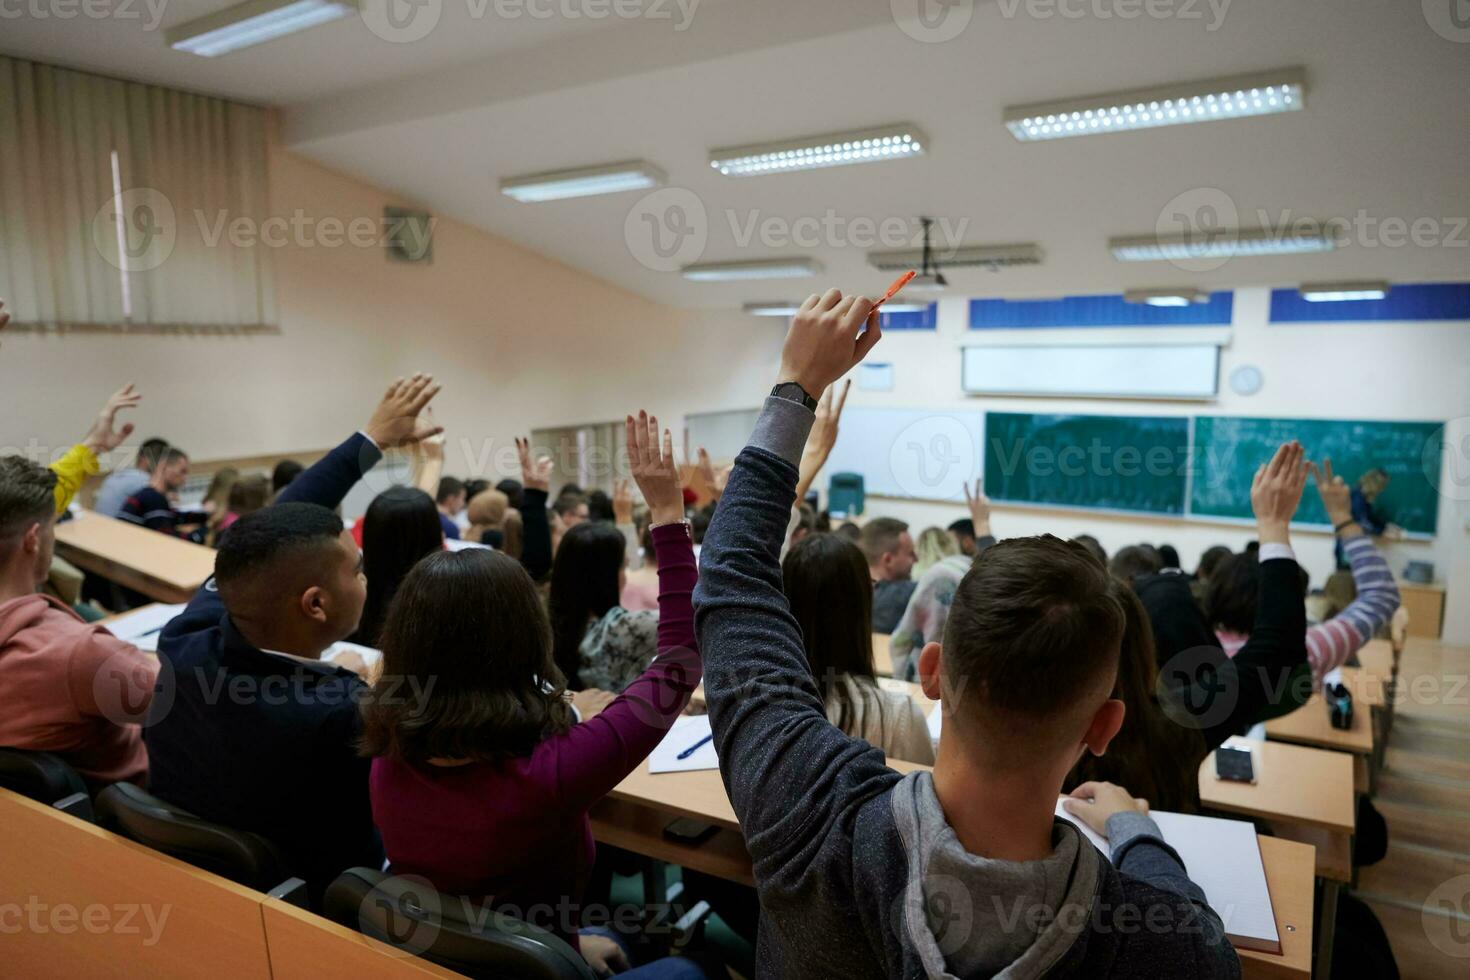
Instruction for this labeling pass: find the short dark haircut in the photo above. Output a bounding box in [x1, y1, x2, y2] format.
[494, 479, 523, 510]
[1157, 544, 1181, 570]
[1196, 545, 1232, 581]
[586, 489, 615, 523]
[557, 482, 584, 498]
[271, 460, 304, 495]
[435, 477, 465, 506]
[552, 492, 587, 518]
[214, 503, 345, 609]
[782, 534, 876, 730]
[547, 521, 626, 689]
[136, 438, 169, 470]
[161, 448, 188, 467]
[835, 521, 861, 542]
[0, 456, 58, 544]
[859, 517, 909, 564]
[944, 534, 1125, 723]
[948, 518, 975, 539]
[359, 549, 574, 765]
[1109, 544, 1162, 582]
[1071, 534, 1108, 567]
[1203, 550, 1311, 635]
[358, 487, 443, 647]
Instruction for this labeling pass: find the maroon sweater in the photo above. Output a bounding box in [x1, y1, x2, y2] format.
[368, 523, 700, 945]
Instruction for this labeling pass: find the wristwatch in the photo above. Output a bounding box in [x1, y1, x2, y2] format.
[770, 381, 818, 412]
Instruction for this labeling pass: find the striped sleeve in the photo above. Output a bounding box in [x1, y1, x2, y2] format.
[1307, 535, 1400, 681]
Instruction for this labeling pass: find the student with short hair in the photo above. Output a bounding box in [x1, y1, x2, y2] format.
[353, 486, 445, 648]
[144, 374, 445, 905]
[947, 517, 977, 556]
[694, 290, 1237, 979]
[494, 478, 523, 510]
[95, 436, 169, 519]
[271, 459, 304, 497]
[783, 533, 933, 764]
[859, 516, 916, 634]
[120, 448, 207, 542]
[0, 386, 157, 785]
[363, 411, 714, 979]
[434, 476, 466, 540]
[1071, 533, 1108, 567]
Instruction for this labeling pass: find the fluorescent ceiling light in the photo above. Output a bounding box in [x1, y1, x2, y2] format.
[1300, 281, 1390, 302]
[1005, 68, 1306, 141]
[1124, 288, 1209, 306]
[1109, 229, 1335, 262]
[867, 244, 1042, 271]
[683, 259, 822, 282]
[709, 124, 926, 177]
[500, 161, 665, 203]
[167, 0, 356, 57]
[877, 301, 933, 312]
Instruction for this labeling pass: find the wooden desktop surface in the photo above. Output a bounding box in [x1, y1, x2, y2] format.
[55, 512, 214, 604]
[1264, 690, 1375, 756]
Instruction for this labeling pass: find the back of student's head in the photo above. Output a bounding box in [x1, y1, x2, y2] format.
[553, 491, 588, 519]
[203, 467, 238, 506]
[835, 521, 861, 542]
[0, 455, 58, 572]
[557, 482, 584, 499]
[1196, 545, 1232, 582]
[859, 517, 908, 565]
[359, 487, 443, 646]
[781, 534, 876, 717]
[359, 549, 573, 765]
[271, 459, 304, 496]
[1157, 544, 1181, 570]
[914, 525, 959, 574]
[1109, 544, 1162, 582]
[435, 476, 465, 508]
[1071, 534, 1108, 568]
[1066, 576, 1205, 813]
[136, 437, 169, 472]
[548, 520, 626, 688]
[214, 503, 361, 639]
[494, 478, 523, 511]
[943, 535, 1125, 755]
[466, 489, 509, 531]
[226, 474, 270, 517]
[1204, 551, 1261, 634]
[585, 489, 615, 522]
[464, 479, 491, 502]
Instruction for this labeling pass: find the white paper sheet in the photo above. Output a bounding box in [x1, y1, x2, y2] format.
[648, 714, 719, 773]
[321, 641, 383, 670]
[104, 603, 187, 650]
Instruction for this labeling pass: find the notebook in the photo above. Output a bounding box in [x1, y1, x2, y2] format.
[1054, 799, 1281, 954]
[649, 714, 719, 773]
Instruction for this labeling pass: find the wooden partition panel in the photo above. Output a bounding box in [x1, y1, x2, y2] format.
[261, 899, 465, 979]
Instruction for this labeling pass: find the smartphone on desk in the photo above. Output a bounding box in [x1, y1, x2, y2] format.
[663, 817, 719, 846]
[1214, 745, 1256, 784]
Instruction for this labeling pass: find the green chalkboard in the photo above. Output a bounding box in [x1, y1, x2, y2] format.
[1190, 416, 1444, 534]
[983, 412, 1191, 515]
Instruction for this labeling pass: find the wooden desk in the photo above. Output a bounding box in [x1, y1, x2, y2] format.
[1397, 581, 1445, 638]
[1236, 837, 1316, 980]
[0, 788, 273, 979]
[1265, 692, 1374, 794]
[872, 632, 894, 677]
[1356, 639, 1395, 681]
[1199, 739, 1355, 883]
[260, 898, 464, 979]
[55, 512, 215, 604]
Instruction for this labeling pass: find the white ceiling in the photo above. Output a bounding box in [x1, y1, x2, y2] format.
[5, 0, 1469, 310]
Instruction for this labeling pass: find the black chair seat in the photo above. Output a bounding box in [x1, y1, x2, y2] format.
[0, 748, 93, 819]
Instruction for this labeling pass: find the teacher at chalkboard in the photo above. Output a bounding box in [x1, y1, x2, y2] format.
[1337, 467, 1404, 567]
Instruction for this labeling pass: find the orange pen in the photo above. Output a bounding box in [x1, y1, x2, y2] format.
[872, 270, 917, 309]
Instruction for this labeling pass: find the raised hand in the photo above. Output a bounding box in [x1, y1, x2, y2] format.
[796, 380, 851, 501]
[695, 448, 721, 501]
[962, 478, 992, 536]
[612, 479, 634, 524]
[1251, 441, 1311, 545]
[778, 289, 882, 396]
[366, 373, 443, 448]
[516, 437, 553, 492]
[1313, 457, 1356, 534]
[82, 384, 142, 455]
[626, 411, 684, 525]
[416, 408, 446, 460]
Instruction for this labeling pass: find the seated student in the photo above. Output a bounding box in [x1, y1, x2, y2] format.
[1157, 543, 1182, 571]
[783, 533, 933, 765]
[586, 488, 616, 523]
[889, 480, 996, 680]
[1192, 544, 1233, 603]
[834, 520, 860, 542]
[271, 459, 304, 498]
[1134, 442, 1313, 745]
[1065, 577, 1208, 814]
[363, 411, 715, 979]
[620, 521, 661, 613]
[693, 290, 1237, 978]
[1071, 533, 1108, 567]
[464, 488, 510, 548]
[554, 491, 590, 528]
[860, 517, 917, 634]
[946, 517, 978, 557]
[120, 448, 208, 542]
[214, 474, 270, 541]
[0, 386, 158, 784]
[912, 525, 958, 577]
[550, 521, 654, 692]
[95, 437, 169, 519]
[434, 477, 466, 541]
[353, 486, 445, 649]
[1209, 459, 1399, 686]
[144, 374, 445, 905]
[200, 468, 239, 545]
[494, 478, 523, 511]
[1109, 543, 1162, 582]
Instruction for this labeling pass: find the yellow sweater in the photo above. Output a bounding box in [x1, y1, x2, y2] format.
[48, 445, 100, 515]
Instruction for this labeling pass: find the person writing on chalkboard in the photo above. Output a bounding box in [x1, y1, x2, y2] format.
[1336, 467, 1403, 568]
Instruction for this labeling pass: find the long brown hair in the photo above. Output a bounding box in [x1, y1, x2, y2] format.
[781, 533, 877, 731]
[358, 549, 574, 765]
[1065, 576, 1206, 813]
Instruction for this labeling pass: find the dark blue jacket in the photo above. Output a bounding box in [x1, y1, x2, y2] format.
[144, 432, 386, 903]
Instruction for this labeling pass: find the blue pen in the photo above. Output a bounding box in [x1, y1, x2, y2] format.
[676, 733, 714, 761]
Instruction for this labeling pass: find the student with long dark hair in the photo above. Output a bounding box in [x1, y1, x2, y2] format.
[782, 533, 933, 764]
[362, 411, 715, 979]
[549, 520, 650, 691]
[353, 486, 443, 648]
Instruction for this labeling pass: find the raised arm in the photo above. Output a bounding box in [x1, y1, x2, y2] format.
[52, 384, 141, 514]
[514, 438, 553, 580]
[793, 379, 849, 502]
[695, 289, 901, 862]
[545, 412, 701, 808]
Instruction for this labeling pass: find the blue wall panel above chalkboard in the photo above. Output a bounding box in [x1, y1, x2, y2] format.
[1269, 282, 1470, 322]
[970, 291, 1233, 328]
[983, 412, 1191, 516]
[881, 303, 938, 330]
[1190, 416, 1444, 534]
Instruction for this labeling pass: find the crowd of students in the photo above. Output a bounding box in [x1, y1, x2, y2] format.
[0, 290, 1407, 978]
